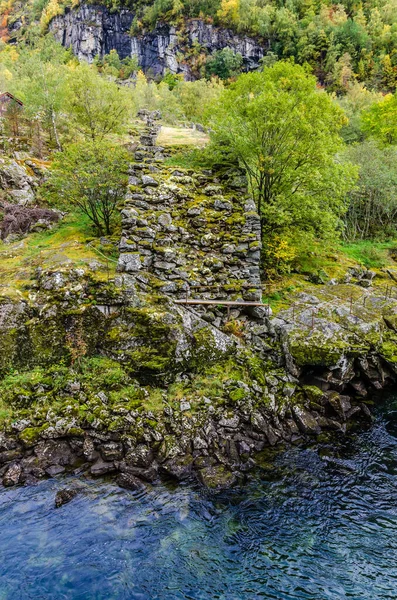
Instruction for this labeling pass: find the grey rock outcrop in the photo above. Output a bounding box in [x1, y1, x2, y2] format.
[0, 158, 36, 205]
[50, 5, 264, 78]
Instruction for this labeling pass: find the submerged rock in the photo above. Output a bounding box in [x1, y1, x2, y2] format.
[197, 465, 237, 489]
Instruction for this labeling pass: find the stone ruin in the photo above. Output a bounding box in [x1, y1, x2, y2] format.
[117, 111, 263, 320]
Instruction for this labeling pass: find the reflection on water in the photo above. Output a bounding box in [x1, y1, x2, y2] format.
[2, 397, 397, 599]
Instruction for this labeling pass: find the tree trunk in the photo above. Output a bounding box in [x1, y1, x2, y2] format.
[51, 110, 62, 151]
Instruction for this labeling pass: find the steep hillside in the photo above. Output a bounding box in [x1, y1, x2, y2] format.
[49, 5, 264, 78]
[1, 0, 397, 89]
[0, 112, 396, 490]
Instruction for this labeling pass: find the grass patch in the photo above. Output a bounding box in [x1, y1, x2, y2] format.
[340, 240, 396, 269]
[158, 126, 209, 147]
[0, 210, 118, 296]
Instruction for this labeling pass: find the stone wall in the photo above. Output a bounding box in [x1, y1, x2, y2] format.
[50, 4, 264, 78]
[117, 112, 263, 306]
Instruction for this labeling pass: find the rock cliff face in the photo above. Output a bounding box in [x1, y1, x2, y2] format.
[49, 4, 264, 78]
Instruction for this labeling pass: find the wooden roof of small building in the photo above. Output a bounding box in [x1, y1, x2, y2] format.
[0, 92, 24, 106]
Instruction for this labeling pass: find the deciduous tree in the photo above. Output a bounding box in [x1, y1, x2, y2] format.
[206, 62, 357, 245]
[47, 140, 129, 235]
[362, 93, 397, 145]
[65, 64, 131, 140]
[343, 141, 397, 239]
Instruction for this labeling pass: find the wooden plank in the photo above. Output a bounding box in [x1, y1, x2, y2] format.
[174, 300, 265, 306]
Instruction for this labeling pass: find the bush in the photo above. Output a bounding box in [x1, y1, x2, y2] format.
[47, 139, 129, 235]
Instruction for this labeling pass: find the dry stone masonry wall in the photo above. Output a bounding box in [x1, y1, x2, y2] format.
[117, 111, 263, 307]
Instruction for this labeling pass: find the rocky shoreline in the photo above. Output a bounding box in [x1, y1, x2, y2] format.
[0, 371, 380, 493]
[0, 276, 395, 492]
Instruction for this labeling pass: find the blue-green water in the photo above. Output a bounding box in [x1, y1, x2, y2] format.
[2, 402, 397, 599]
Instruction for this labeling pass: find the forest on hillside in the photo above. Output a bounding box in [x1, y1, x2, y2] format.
[2, 0, 397, 93]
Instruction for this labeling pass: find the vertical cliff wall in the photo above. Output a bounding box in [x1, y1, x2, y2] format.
[50, 4, 264, 78]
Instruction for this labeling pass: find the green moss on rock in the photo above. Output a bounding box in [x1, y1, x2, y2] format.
[19, 424, 49, 447]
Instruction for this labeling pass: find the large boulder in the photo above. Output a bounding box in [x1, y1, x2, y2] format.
[0, 159, 35, 205]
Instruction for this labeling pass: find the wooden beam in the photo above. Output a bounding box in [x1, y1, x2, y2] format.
[174, 299, 265, 306]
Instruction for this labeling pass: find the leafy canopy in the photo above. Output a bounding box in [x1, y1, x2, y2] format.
[361, 93, 397, 145]
[206, 61, 357, 245]
[47, 140, 129, 235]
[343, 141, 397, 240]
[65, 63, 132, 140]
[205, 48, 243, 80]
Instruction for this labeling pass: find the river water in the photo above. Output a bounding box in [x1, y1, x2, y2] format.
[1, 397, 397, 599]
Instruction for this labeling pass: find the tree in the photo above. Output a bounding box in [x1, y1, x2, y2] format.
[174, 78, 224, 122]
[205, 48, 243, 80]
[343, 141, 397, 239]
[381, 54, 397, 92]
[3, 98, 23, 136]
[362, 93, 397, 145]
[337, 82, 382, 144]
[65, 64, 131, 140]
[217, 0, 240, 26]
[206, 62, 357, 244]
[47, 140, 129, 235]
[327, 52, 355, 93]
[10, 36, 71, 150]
[18, 60, 67, 150]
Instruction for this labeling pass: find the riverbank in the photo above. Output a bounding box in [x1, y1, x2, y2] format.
[0, 265, 396, 490]
[1, 115, 397, 491]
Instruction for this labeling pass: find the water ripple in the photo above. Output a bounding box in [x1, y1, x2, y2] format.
[2, 397, 397, 598]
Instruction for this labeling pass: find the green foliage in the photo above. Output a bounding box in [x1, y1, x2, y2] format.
[173, 78, 224, 122]
[94, 49, 139, 79]
[95, 0, 397, 94]
[0, 357, 142, 411]
[0, 36, 133, 151]
[130, 71, 224, 123]
[362, 93, 397, 145]
[162, 71, 183, 90]
[341, 240, 394, 268]
[0, 365, 70, 406]
[205, 48, 243, 80]
[2, 35, 74, 150]
[77, 356, 129, 388]
[65, 63, 132, 140]
[343, 141, 397, 240]
[47, 139, 129, 235]
[4, 0, 397, 95]
[206, 62, 357, 266]
[337, 82, 382, 144]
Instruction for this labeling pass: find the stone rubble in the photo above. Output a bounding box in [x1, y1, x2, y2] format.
[117, 111, 263, 318]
